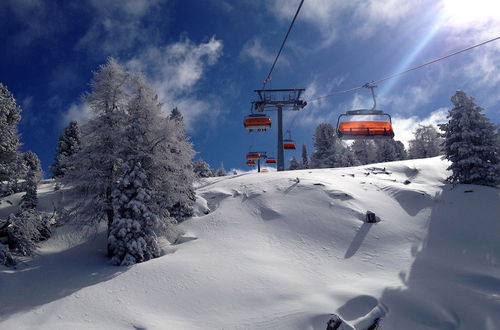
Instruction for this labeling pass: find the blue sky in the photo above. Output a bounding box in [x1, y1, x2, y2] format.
[1, 0, 499, 174]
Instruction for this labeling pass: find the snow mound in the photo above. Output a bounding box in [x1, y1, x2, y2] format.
[1, 157, 499, 329]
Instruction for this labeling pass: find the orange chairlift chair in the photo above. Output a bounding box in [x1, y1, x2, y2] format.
[283, 130, 297, 150]
[243, 113, 272, 132]
[336, 84, 394, 140]
[265, 157, 277, 164]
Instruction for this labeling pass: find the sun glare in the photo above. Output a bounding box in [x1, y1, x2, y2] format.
[442, 0, 500, 26]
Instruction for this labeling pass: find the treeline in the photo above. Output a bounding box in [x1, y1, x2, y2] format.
[289, 91, 499, 186]
[1, 59, 201, 266]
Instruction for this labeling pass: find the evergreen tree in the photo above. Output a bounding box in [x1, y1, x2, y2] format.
[165, 107, 196, 220]
[193, 159, 213, 178]
[408, 125, 442, 159]
[50, 120, 81, 178]
[109, 74, 178, 265]
[351, 140, 377, 165]
[288, 156, 300, 170]
[0, 83, 22, 194]
[215, 162, 226, 177]
[310, 123, 358, 168]
[6, 151, 50, 256]
[439, 91, 499, 186]
[393, 140, 408, 161]
[301, 144, 309, 169]
[374, 139, 406, 163]
[20, 151, 42, 210]
[109, 158, 163, 265]
[170, 107, 183, 122]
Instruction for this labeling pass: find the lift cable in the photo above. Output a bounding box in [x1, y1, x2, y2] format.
[262, 0, 305, 89]
[308, 35, 500, 103]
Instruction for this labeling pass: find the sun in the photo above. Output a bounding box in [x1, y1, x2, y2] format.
[441, 0, 500, 27]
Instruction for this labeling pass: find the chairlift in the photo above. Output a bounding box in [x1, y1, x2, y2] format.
[244, 113, 272, 132]
[246, 160, 256, 166]
[246, 152, 261, 160]
[283, 130, 296, 150]
[261, 168, 269, 173]
[336, 84, 394, 140]
[265, 157, 277, 164]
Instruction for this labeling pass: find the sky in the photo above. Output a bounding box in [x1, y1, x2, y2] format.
[1, 0, 499, 175]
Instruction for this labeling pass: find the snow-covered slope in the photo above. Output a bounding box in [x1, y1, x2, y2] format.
[1, 157, 499, 329]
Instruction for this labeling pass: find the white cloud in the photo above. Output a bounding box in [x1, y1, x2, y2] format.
[126, 36, 224, 131]
[392, 107, 448, 148]
[352, 0, 416, 37]
[62, 102, 92, 127]
[267, 0, 420, 46]
[76, 0, 162, 55]
[268, 0, 349, 48]
[240, 38, 276, 68]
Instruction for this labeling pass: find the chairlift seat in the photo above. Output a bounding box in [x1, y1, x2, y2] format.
[246, 152, 261, 160]
[244, 113, 272, 131]
[337, 109, 394, 140]
[283, 139, 296, 150]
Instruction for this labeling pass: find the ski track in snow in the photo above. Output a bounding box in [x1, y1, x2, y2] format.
[1, 157, 499, 330]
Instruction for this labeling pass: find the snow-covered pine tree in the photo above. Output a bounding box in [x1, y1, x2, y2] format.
[215, 162, 226, 177]
[6, 151, 50, 256]
[408, 125, 442, 159]
[109, 158, 163, 265]
[62, 58, 129, 234]
[393, 140, 407, 161]
[0, 242, 16, 267]
[439, 91, 499, 186]
[301, 144, 309, 169]
[170, 107, 183, 122]
[288, 156, 300, 170]
[163, 107, 196, 221]
[50, 120, 81, 178]
[374, 139, 406, 163]
[310, 123, 359, 168]
[20, 151, 42, 210]
[0, 83, 22, 196]
[193, 159, 213, 178]
[109, 74, 178, 265]
[351, 140, 377, 165]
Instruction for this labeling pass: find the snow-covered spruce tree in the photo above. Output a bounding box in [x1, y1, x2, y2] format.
[215, 162, 226, 177]
[193, 159, 213, 178]
[310, 123, 359, 168]
[0, 242, 16, 267]
[62, 58, 129, 238]
[439, 91, 499, 186]
[109, 159, 163, 265]
[408, 125, 442, 159]
[20, 151, 42, 210]
[0, 83, 22, 195]
[288, 156, 300, 170]
[6, 151, 50, 256]
[109, 75, 179, 265]
[164, 107, 196, 221]
[351, 140, 377, 165]
[301, 144, 309, 169]
[374, 139, 406, 163]
[50, 120, 81, 178]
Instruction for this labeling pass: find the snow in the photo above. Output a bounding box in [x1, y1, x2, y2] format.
[1, 157, 499, 329]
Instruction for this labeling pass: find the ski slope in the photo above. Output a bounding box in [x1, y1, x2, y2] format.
[1, 157, 499, 329]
